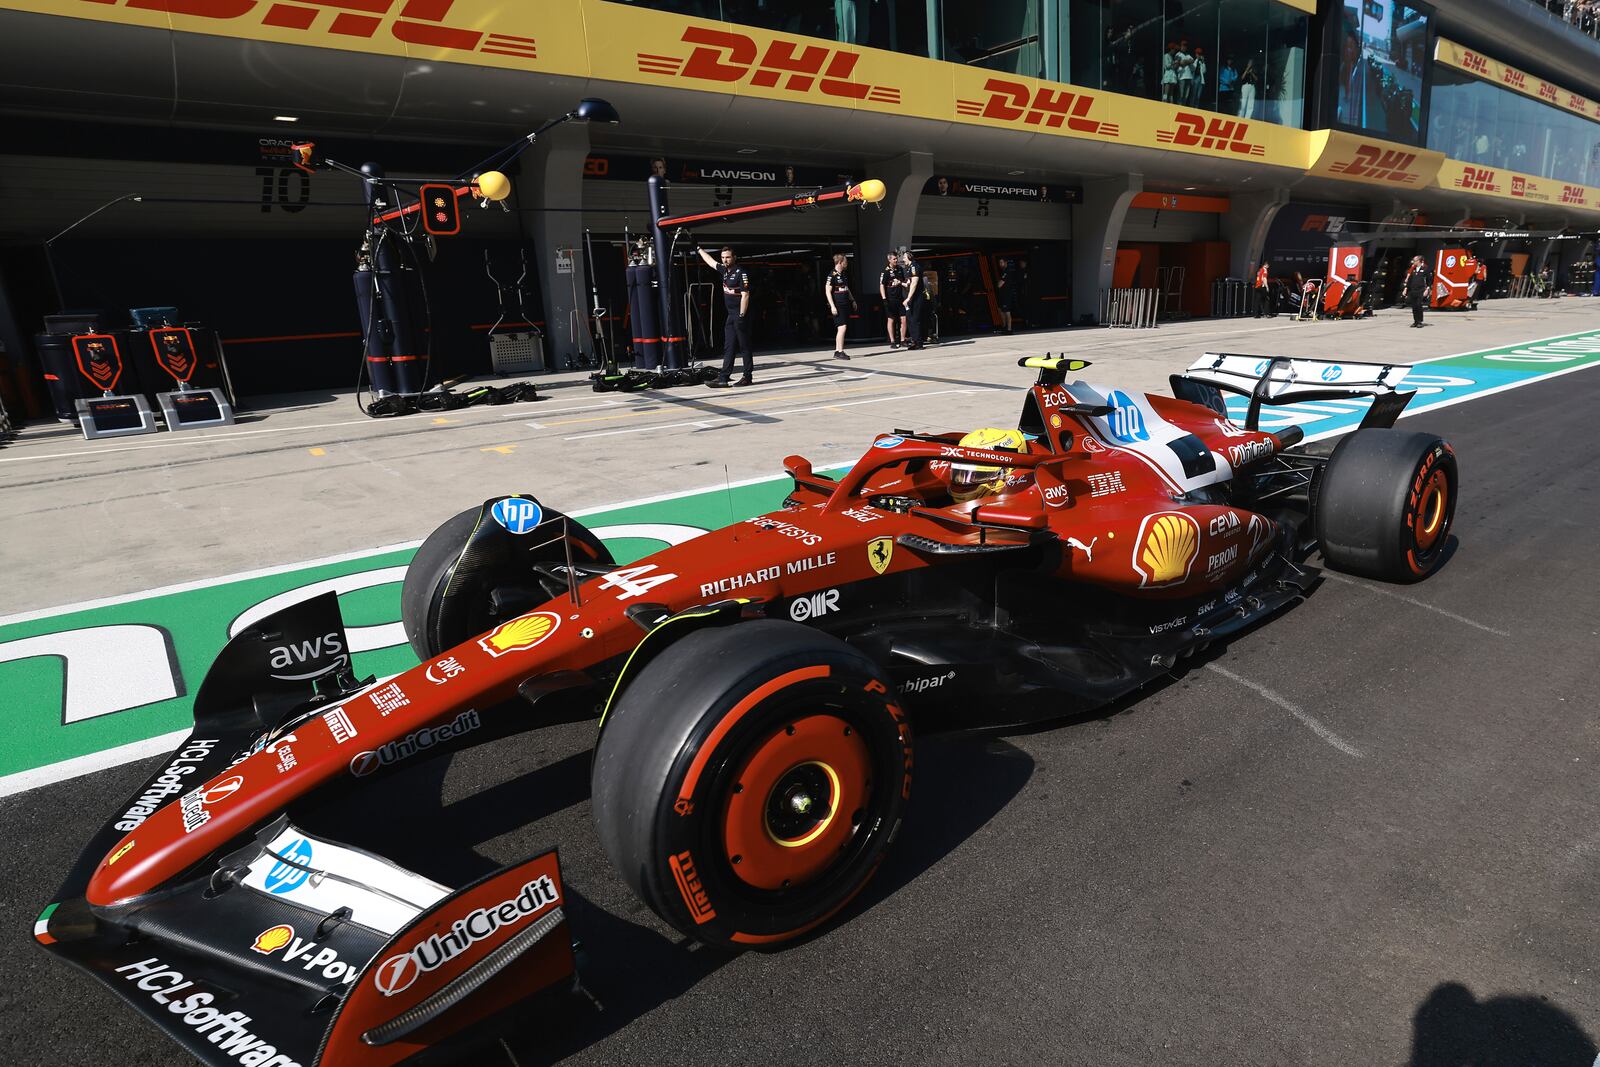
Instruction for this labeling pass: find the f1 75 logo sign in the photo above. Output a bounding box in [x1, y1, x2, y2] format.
[638, 28, 901, 105]
[1328, 145, 1420, 184]
[1156, 113, 1264, 156]
[955, 78, 1119, 137]
[1454, 166, 1495, 191]
[89, 0, 538, 61]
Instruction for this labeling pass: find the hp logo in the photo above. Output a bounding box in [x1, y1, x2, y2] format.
[1105, 391, 1149, 444]
[491, 498, 543, 534]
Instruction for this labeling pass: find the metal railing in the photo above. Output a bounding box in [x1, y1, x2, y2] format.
[1099, 287, 1160, 327]
[1210, 277, 1251, 318]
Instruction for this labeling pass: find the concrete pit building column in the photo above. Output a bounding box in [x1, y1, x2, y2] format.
[858, 150, 934, 275]
[1070, 174, 1142, 324]
[1221, 187, 1289, 280]
[523, 121, 592, 371]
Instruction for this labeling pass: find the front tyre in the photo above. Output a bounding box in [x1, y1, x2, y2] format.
[1314, 429, 1457, 582]
[592, 621, 911, 948]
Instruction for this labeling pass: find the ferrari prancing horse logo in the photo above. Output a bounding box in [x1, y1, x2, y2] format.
[868, 537, 894, 575]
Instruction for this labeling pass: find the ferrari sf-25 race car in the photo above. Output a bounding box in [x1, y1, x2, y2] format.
[35, 353, 1457, 1066]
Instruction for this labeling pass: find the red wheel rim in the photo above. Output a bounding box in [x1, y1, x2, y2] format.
[1414, 468, 1449, 551]
[721, 713, 871, 891]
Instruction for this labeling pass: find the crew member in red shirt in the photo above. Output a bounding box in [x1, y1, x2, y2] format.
[1253, 263, 1272, 318]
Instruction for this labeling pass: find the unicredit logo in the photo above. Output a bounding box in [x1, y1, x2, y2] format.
[373, 875, 559, 997]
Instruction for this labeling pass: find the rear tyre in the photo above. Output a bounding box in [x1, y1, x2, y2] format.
[592, 621, 911, 949]
[400, 502, 612, 660]
[1314, 429, 1456, 583]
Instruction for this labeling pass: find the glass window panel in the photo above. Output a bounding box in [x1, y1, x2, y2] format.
[1427, 65, 1600, 186]
[1218, 0, 1267, 119]
[1264, 3, 1306, 127]
[943, 0, 1045, 79]
[1336, 0, 1429, 142]
[1164, 0, 1220, 113]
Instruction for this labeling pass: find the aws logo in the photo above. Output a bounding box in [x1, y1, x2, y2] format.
[638, 28, 901, 105]
[91, 0, 538, 60]
[1156, 113, 1264, 157]
[1328, 146, 1421, 184]
[955, 78, 1120, 138]
[1454, 166, 1496, 191]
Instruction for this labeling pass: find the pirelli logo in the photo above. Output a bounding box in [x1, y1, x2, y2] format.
[638, 28, 901, 104]
[1327, 145, 1420, 184]
[955, 77, 1119, 137]
[667, 850, 716, 924]
[1155, 112, 1264, 156]
[84, 0, 536, 59]
[1454, 166, 1495, 191]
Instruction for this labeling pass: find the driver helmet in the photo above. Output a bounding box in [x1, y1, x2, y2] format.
[948, 427, 1026, 503]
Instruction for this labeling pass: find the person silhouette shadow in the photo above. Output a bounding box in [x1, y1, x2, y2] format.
[1407, 981, 1597, 1066]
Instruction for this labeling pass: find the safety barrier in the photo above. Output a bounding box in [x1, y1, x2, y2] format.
[1507, 275, 1554, 299]
[1211, 277, 1251, 318]
[1099, 287, 1159, 328]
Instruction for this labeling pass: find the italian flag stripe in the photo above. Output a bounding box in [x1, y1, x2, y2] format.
[34, 902, 58, 945]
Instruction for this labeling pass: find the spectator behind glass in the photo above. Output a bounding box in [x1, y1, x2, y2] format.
[1161, 41, 1178, 103]
[1191, 45, 1208, 111]
[1218, 55, 1239, 115]
[1176, 39, 1194, 106]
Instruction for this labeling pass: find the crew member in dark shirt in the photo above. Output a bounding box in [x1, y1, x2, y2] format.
[900, 251, 926, 350]
[698, 245, 752, 387]
[825, 254, 855, 361]
[997, 256, 1023, 334]
[880, 252, 906, 348]
[1404, 256, 1429, 327]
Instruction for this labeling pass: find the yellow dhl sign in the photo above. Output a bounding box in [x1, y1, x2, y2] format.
[1437, 160, 1599, 209]
[7, 0, 1598, 215]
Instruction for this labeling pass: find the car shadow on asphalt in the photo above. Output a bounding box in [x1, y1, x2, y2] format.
[307, 729, 1035, 1065]
[1405, 981, 1596, 1066]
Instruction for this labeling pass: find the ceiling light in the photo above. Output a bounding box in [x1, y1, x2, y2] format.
[1183, 186, 1197, 191]
[1007, 169, 1025, 176]
[273, 115, 299, 123]
[737, 147, 759, 154]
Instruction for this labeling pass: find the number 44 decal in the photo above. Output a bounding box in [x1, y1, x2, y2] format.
[597, 564, 677, 601]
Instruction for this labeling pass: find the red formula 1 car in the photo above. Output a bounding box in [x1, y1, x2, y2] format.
[36, 355, 1457, 1065]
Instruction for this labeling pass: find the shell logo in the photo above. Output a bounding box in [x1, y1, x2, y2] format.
[252, 924, 294, 955]
[478, 611, 561, 658]
[1133, 512, 1201, 588]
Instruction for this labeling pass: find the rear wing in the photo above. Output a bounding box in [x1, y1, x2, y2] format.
[1171, 352, 1414, 431]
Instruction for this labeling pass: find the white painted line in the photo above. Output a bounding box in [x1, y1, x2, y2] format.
[0, 541, 425, 628]
[0, 727, 190, 800]
[0, 462, 858, 629]
[1205, 663, 1364, 758]
[1321, 572, 1512, 637]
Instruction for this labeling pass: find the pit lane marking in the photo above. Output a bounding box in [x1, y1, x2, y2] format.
[1204, 663, 1364, 758]
[1320, 573, 1511, 637]
[562, 388, 978, 441]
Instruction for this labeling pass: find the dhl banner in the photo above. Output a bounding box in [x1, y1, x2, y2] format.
[1304, 130, 1445, 190]
[1434, 38, 1600, 125]
[5, 0, 1598, 218]
[1437, 159, 1597, 211]
[0, 0, 591, 75]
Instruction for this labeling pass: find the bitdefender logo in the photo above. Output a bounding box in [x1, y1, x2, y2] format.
[373, 876, 559, 997]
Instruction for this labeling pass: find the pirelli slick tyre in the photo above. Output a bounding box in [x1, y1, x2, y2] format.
[592, 621, 912, 949]
[401, 501, 612, 660]
[1314, 429, 1457, 583]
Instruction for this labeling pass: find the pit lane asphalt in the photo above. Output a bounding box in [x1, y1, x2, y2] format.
[5, 341, 1600, 1066]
